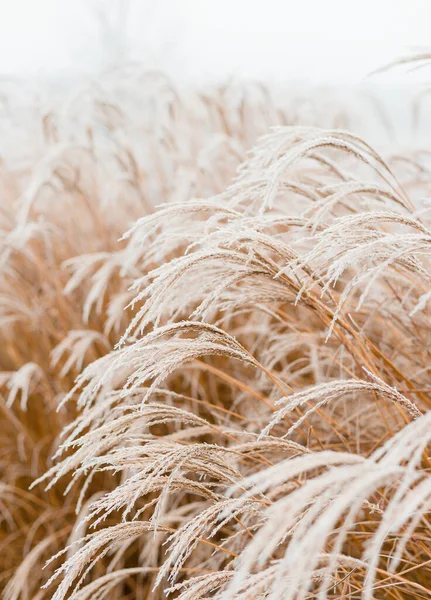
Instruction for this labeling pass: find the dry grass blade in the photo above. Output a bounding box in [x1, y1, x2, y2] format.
[2, 66, 431, 600]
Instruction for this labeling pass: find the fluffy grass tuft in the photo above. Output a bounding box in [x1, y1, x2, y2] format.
[1, 69, 431, 599]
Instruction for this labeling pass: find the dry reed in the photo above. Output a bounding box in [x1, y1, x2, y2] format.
[1, 66, 431, 599]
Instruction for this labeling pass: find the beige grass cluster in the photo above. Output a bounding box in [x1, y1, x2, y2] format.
[1, 66, 431, 599]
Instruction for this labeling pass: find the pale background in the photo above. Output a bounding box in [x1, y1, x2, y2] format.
[0, 0, 430, 84]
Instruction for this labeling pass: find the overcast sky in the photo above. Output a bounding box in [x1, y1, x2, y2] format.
[0, 0, 431, 84]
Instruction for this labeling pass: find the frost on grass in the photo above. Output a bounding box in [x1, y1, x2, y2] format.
[1, 70, 431, 599]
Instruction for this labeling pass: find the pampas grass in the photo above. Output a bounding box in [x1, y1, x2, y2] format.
[1, 66, 431, 599]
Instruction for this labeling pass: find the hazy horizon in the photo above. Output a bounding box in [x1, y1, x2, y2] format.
[1, 0, 431, 86]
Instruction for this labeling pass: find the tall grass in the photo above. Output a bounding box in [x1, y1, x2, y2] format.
[1, 67, 431, 599]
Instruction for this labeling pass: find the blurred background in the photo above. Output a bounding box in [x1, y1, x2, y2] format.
[2, 0, 431, 151]
[0, 0, 430, 85]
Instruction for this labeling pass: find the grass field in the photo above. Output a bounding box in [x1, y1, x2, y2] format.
[1, 65, 431, 599]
